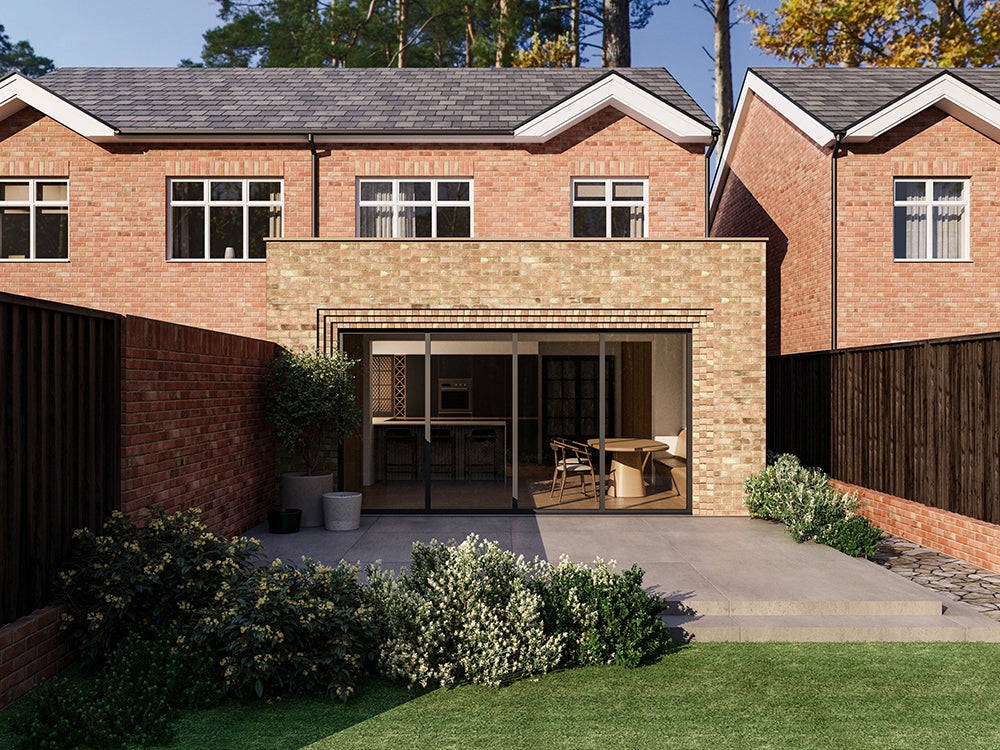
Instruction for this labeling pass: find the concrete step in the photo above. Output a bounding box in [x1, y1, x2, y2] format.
[662, 596, 943, 618]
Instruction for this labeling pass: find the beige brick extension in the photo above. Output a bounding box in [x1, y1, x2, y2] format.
[266, 237, 767, 515]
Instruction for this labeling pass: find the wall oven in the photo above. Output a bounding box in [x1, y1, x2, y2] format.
[438, 378, 472, 415]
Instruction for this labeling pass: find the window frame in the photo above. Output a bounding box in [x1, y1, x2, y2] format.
[167, 178, 283, 262]
[571, 178, 649, 239]
[892, 178, 971, 262]
[356, 178, 474, 238]
[0, 178, 69, 262]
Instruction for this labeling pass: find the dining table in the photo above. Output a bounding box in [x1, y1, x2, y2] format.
[586, 437, 669, 498]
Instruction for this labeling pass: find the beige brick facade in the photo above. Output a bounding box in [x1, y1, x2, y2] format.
[266, 237, 767, 515]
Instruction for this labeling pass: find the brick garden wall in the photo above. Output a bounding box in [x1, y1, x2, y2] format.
[266, 237, 767, 515]
[0, 606, 74, 709]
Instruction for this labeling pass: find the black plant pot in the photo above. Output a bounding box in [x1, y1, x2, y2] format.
[267, 507, 302, 534]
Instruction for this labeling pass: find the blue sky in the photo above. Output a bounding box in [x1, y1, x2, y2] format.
[4, 0, 787, 120]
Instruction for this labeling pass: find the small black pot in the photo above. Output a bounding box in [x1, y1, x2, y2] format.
[267, 507, 302, 534]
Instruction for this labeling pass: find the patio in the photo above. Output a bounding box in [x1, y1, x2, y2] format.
[250, 515, 1000, 643]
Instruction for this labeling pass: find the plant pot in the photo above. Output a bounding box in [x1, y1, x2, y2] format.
[280, 472, 334, 528]
[267, 507, 301, 534]
[323, 491, 363, 531]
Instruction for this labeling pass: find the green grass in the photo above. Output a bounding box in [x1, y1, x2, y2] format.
[4, 643, 1000, 750]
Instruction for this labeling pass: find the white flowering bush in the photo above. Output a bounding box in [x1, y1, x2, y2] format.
[366, 535, 564, 688]
[744, 453, 882, 556]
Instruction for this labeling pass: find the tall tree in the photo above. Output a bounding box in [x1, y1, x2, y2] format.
[603, 0, 631, 65]
[0, 24, 55, 77]
[696, 0, 735, 150]
[751, 0, 1000, 67]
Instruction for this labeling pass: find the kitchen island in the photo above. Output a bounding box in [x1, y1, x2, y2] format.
[372, 419, 507, 482]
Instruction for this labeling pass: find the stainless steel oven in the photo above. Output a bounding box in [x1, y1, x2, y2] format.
[438, 378, 472, 415]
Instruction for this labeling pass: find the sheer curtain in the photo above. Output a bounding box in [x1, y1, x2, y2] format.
[360, 182, 394, 237]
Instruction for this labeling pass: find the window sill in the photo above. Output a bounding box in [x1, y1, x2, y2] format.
[893, 258, 972, 263]
[166, 258, 268, 263]
[0, 258, 70, 262]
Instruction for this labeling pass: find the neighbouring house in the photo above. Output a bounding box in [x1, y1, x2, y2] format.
[0, 67, 766, 517]
[711, 68, 1000, 574]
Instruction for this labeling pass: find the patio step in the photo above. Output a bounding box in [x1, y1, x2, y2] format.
[661, 596, 943, 618]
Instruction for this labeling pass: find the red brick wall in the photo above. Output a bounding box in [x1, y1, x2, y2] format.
[0, 605, 73, 709]
[838, 480, 1000, 575]
[1, 106, 706, 338]
[121, 316, 279, 537]
[837, 109, 1000, 348]
[712, 95, 832, 356]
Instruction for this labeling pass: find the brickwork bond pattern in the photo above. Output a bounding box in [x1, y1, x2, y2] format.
[266, 238, 767, 515]
[0, 605, 73, 709]
[121, 316, 280, 537]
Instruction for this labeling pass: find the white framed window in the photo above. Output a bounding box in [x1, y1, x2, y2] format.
[357, 178, 472, 238]
[572, 178, 647, 238]
[0, 179, 69, 260]
[893, 179, 969, 261]
[169, 179, 282, 260]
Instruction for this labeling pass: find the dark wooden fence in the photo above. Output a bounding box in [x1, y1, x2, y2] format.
[768, 332, 1000, 525]
[1, 293, 120, 625]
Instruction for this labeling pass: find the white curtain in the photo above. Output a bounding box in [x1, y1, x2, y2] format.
[933, 206, 964, 259]
[360, 182, 393, 237]
[903, 206, 927, 259]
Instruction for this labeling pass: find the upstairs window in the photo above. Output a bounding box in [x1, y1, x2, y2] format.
[0, 180, 68, 260]
[357, 179, 472, 238]
[169, 179, 282, 260]
[893, 179, 968, 260]
[572, 179, 647, 238]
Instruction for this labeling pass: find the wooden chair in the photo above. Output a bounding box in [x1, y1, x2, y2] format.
[549, 439, 598, 503]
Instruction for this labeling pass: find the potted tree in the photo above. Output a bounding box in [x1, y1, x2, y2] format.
[265, 348, 361, 529]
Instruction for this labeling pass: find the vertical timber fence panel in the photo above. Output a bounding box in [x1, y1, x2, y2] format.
[0, 293, 120, 626]
[768, 332, 1000, 527]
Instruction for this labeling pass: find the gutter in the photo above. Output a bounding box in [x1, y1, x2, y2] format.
[831, 131, 844, 351]
[705, 129, 720, 235]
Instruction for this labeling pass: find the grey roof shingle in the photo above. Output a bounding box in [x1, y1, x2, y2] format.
[752, 67, 1000, 131]
[33, 67, 713, 133]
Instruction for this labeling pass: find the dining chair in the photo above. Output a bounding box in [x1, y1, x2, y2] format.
[549, 439, 598, 502]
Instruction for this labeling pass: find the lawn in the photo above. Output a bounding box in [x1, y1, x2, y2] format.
[5, 642, 999, 750]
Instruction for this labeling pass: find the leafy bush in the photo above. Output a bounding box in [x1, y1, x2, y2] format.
[537, 557, 669, 668]
[367, 535, 564, 688]
[744, 453, 882, 556]
[55, 508, 260, 663]
[193, 558, 376, 700]
[13, 632, 222, 750]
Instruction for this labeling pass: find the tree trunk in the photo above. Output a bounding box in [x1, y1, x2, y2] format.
[495, 0, 513, 66]
[572, 0, 580, 67]
[397, 0, 408, 68]
[714, 0, 733, 148]
[603, 0, 631, 67]
[465, 3, 475, 66]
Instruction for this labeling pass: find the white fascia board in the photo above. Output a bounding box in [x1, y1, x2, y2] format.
[846, 73, 1000, 143]
[0, 73, 116, 139]
[514, 73, 712, 144]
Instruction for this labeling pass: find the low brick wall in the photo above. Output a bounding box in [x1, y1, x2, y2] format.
[0, 605, 74, 708]
[838, 480, 1000, 574]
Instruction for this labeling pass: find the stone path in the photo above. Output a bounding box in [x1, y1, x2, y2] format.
[872, 536, 1000, 622]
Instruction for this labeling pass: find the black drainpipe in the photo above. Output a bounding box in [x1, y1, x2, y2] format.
[831, 131, 844, 351]
[308, 134, 319, 237]
[705, 129, 720, 235]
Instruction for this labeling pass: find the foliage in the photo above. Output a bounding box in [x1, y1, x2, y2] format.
[512, 31, 574, 65]
[12, 632, 222, 750]
[366, 535, 564, 687]
[536, 556, 669, 668]
[744, 453, 882, 556]
[55, 508, 260, 664]
[192, 558, 377, 700]
[750, 0, 1000, 67]
[0, 24, 55, 77]
[264, 348, 361, 476]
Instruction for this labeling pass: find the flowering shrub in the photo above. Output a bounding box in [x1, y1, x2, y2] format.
[366, 535, 564, 688]
[537, 557, 669, 668]
[193, 558, 376, 700]
[55, 508, 260, 664]
[13, 632, 221, 750]
[744, 454, 882, 557]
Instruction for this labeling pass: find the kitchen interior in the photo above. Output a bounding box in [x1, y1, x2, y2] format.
[356, 331, 689, 511]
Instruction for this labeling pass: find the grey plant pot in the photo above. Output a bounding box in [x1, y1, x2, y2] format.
[280, 472, 334, 528]
[323, 492, 363, 531]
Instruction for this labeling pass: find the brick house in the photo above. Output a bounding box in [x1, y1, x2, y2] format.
[711, 68, 1000, 356]
[0, 67, 766, 516]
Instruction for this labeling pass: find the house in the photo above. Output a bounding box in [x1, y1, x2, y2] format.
[711, 67, 1000, 356]
[0, 67, 766, 516]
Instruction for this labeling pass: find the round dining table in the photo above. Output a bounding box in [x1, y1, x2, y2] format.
[586, 437, 669, 498]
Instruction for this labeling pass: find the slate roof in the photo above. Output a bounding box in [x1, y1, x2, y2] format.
[752, 67, 1000, 132]
[33, 67, 713, 134]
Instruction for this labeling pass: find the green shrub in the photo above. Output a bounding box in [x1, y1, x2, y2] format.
[744, 454, 882, 556]
[13, 632, 222, 750]
[367, 535, 564, 688]
[55, 508, 260, 664]
[537, 557, 669, 668]
[193, 558, 376, 700]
